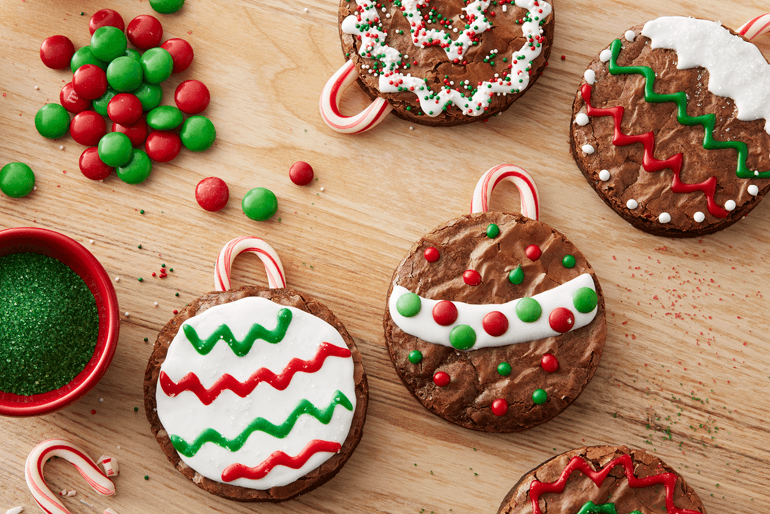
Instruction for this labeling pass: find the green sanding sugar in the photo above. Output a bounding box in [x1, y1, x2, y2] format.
[0, 253, 99, 396]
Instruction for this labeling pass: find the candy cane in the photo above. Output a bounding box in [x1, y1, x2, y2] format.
[320, 60, 393, 134]
[214, 236, 286, 291]
[25, 440, 117, 514]
[470, 164, 540, 220]
[738, 14, 770, 40]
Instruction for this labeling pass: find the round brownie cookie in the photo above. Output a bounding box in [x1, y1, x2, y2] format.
[570, 17, 770, 237]
[384, 212, 606, 432]
[144, 286, 368, 502]
[338, 0, 555, 126]
[497, 445, 707, 514]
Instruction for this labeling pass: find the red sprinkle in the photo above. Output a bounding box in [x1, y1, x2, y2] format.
[525, 245, 542, 261]
[463, 269, 482, 286]
[541, 353, 559, 373]
[482, 311, 508, 336]
[173, 309, 179, 315]
[432, 301, 458, 326]
[491, 398, 508, 416]
[433, 371, 450, 387]
[424, 247, 440, 262]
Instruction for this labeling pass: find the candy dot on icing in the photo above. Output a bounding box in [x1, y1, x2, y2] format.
[581, 144, 595, 155]
[599, 49, 612, 63]
[725, 200, 736, 211]
[463, 269, 482, 286]
[541, 354, 559, 373]
[659, 212, 671, 224]
[748, 185, 759, 196]
[432, 300, 458, 326]
[396, 292, 421, 317]
[482, 311, 509, 337]
[693, 211, 705, 223]
[562, 254, 576, 268]
[497, 362, 512, 376]
[625, 30, 636, 42]
[525, 245, 541, 261]
[548, 307, 575, 333]
[433, 371, 450, 387]
[508, 265, 524, 285]
[486, 223, 500, 238]
[532, 388, 548, 405]
[575, 113, 589, 126]
[598, 169, 610, 181]
[491, 398, 508, 416]
[626, 199, 638, 209]
[408, 350, 423, 364]
[584, 69, 596, 84]
[516, 297, 542, 323]
[573, 287, 598, 313]
[424, 246, 440, 262]
[449, 325, 476, 350]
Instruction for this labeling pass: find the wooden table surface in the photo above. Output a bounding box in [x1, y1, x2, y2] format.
[1, 0, 769, 513]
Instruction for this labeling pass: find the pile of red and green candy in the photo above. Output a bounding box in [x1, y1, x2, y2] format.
[36, 9, 215, 185]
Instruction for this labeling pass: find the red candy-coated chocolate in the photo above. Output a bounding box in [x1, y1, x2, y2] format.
[195, 177, 230, 212]
[89, 9, 125, 35]
[112, 118, 148, 147]
[40, 35, 75, 69]
[107, 93, 142, 125]
[70, 110, 107, 146]
[160, 38, 194, 73]
[463, 269, 482, 286]
[79, 147, 112, 180]
[289, 161, 314, 186]
[146, 130, 182, 162]
[525, 244, 542, 261]
[433, 371, 450, 387]
[482, 311, 509, 336]
[174, 80, 210, 115]
[72, 64, 108, 100]
[424, 247, 440, 262]
[491, 398, 508, 416]
[60, 82, 91, 114]
[432, 300, 458, 326]
[127, 15, 163, 50]
[541, 353, 559, 373]
[548, 307, 574, 333]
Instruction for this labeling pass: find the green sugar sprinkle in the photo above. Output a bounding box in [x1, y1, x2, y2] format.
[0, 253, 99, 396]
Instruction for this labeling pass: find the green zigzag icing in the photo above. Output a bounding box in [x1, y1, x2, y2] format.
[182, 308, 292, 357]
[170, 390, 353, 457]
[576, 501, 642, 514]
[607, 38, 770, 180]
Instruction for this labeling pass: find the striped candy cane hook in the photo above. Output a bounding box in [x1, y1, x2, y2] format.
[214, 237, 287, 291]
[470, 164, 541, 220]
[738, 14, 770, 40]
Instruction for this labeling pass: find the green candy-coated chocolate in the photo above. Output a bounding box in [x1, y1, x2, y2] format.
[147, 106, 183, 131]
[532, 388, 548, 405]
[486, 223, 500, 238]
[508, 265, 524, 285]
[34, 104, 70, 139]
[140, 48, 173, 84]
[132, 82, 163, 111]
[515, 297, 541, 322]
[573, 287, 598, 313]
[98, 132, 133, 167]
[408, 350, 423, 364]
[497, 362, 512, 376]
[150, 0, 185, 14]
[107, 56, 144, 92]
[180, 115, 216, 151]
[396, 292, 421, 317]
[92, 88, 118, 116]
[562, 254, 576, 268]
[70, 46, 107, 73]
[0, 162, 35, 198]
[449, 324, 476, 350]
[242, 187, 278, 221]
[125, 48, 142, 62]
[90, 26, 127, 62]
[116, 149, 152, 184]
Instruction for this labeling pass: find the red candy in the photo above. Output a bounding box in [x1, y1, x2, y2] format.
[548, 307, 575, 333]
[79, 147, 112, 180]
[289, 161, 314, 186]
[146, 130, 182, 162]
[127, 15, 163, 50]
[432, 301, 458, 326]
[424, 247, 440, 262]
[195, 177, 230, 212]
[107, 93, 143, 125]
[89, 9, 125, 35]
[72, 64, 108, 100]
[60, 82, 91, 114]
[174, 80, 210, 115]
[491, 398, 508, 416]
[525, 245, 542, 261]
[482, 311, 509, 336]
[463, 269, 482, 286]
[541, 353, 559, 373]
[112, 118, 149, 147]
[70, 110, 107, 146]
[160, 38, 194, 73]
[433, 371, 450, 387]
[40, 35, 75, 69]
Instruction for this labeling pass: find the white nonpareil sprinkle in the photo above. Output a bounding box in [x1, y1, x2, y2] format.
[124, 312, 130, 317]
[320, 187, 325, 192]
[409, 126, 414, 130]
[99, 397, 103, 402]
[575, 113, 589, 126]
[303, 7, 309, 12]
[59, 145, 64, 150]
[89, 239, 94, 244]
[598, 169, 610, 181]
[103, 509, 119, 514]
[693, 211, 705, 222]
[581, 144, 595, 154]
[725, 200, 736, 211]
[626, 199, 638, 209]
[659, 212, 672, 224]
[625, 30, 636, 42]
[114, 276, 120, 282]
[34, 86, 39, 90]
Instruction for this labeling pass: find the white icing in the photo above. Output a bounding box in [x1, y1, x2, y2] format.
[600, 49, 612, 63]
[624, 30, 636, 42]
[575, 113, 589, 126]
[388, 273, 598, 350]
[626, 199, 638, 209]
[584, 69, 596, 84]
[156, 297, 356, 490]
[748, 184, 759, 196]
[642, 17, 770, 135]
[659, 212, 671, 223]
[341, 0, 552, 117]
[598, 169, 610, 181]
[725, 199, 737, 211]
[582, 144, 595, 154]
[693, 211, 705, 222]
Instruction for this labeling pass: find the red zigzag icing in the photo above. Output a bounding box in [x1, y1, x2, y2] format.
[159, 342, 352, 405]
[222, 439, 342, 482]
[581, 84, 729, 219]
[529, 454, 702, 514]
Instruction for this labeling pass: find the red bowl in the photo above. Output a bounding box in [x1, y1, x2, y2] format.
[0, 227, 120, 416]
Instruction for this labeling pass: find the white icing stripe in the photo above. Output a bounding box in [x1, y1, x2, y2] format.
[470, 164, 540, 220]
[642, 17, 770, 135]
[388, 273, 597, 349]
[214, 236, 286, 291]
[738, 13, 770, 40]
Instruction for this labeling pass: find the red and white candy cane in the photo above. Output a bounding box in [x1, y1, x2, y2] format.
[25, 439, 118, 514]
[320, 60, 393, 134]
[214, 236, 286, 291]
[470, 164, 541, 220]
[739, 14, 770, 40]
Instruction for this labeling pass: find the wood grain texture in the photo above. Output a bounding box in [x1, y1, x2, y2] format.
[0, 1, 768, 513]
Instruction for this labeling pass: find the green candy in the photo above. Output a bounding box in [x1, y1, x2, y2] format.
[150, 0, 185, 14]
[70, 46, 107, 73]
[116, 149, 152, 184]
[573, 287, 598, 313]
[180, 115, 216, 151]
[532, 388, 548, 405]
[508, 265, 524, 285]
[92, 88, 118, 116]
[449, 325, 476, 350]
[497, 362, 512, 376]
[34, 104, 70, 139]
[147, 106, 183, 131]
[408, 350, 423, 364]
[125, 48, 142, 62]
[132, 82, 163, 111]
[562, 254, 576, 268]
[242, 187, 278, 221]
[140, 48, 173, 84]
[486, 223, 500, 238]
[90, 26, 127, 62]
[98, 132, 133, 167]
[0, 162, 35, 198]
[515, 297, 541, 322]
[396, 293, 421, 317]
[107, 56, 143, 92]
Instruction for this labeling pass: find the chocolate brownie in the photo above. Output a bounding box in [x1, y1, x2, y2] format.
[338, 0, 555, 126]
[498, 445, 707, 514]
[144, 286, 368, 502]
[384, 212, 606, 432]
[570, 17, 770, 237]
